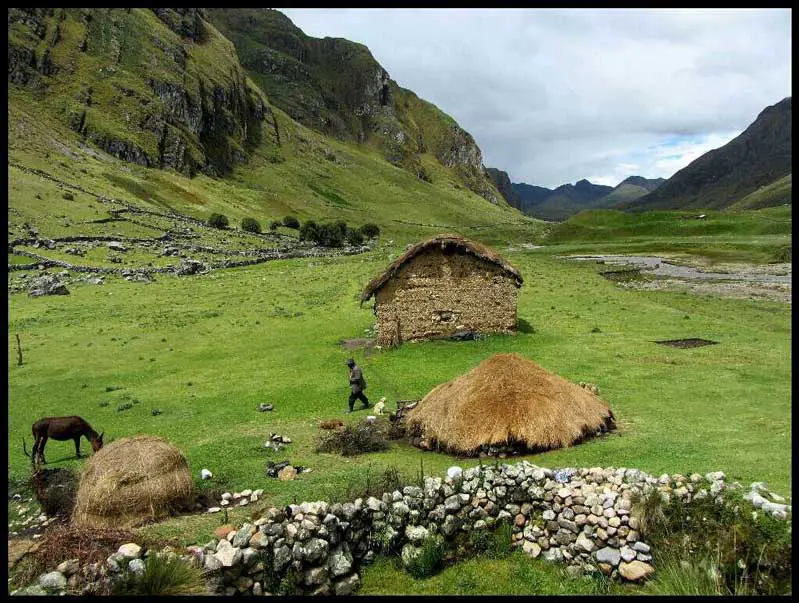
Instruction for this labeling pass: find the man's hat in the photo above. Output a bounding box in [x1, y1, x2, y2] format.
[345, 358, 355, 366]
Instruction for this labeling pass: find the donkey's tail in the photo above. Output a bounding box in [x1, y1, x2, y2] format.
[22, 437, 31, 458]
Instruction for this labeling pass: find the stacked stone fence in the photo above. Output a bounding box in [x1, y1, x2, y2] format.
[14, 461, 791, 596]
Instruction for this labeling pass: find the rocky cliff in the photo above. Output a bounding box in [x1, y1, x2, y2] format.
[486, 168, 520, 206]
[206, 8, 501, 203]
[8, 8, 274, 177]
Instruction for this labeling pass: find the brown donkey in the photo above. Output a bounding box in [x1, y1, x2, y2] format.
[23, 416, 104, 468]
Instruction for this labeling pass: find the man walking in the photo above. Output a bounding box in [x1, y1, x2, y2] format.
[346, 358, 369, 413]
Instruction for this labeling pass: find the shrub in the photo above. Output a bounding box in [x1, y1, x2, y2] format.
[207, 213, 229, 229]
[645, 550, 724, 595]
[633, 487, 792, 595]
[316, 222, 346, 247]
[360, 223, 381, 239]
[345, 227, 364, 246]
[241, 217, 261, 233]
[268, 220, 280, 231]
[334, 220, 348, 236]
[773, 245, 791, 263]
[315, 421, 390, 456]
[282, 215, 300, 229]
[113, 552, 209, 596]
[298, 220, 320, 243]
[469, 520, 513, 559]
[405, 535, 446, 579]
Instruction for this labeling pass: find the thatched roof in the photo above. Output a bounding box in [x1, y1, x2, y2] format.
[72, 435, 193, 529]
[361, 234, 523, 302]
[405, 353, 615, 455]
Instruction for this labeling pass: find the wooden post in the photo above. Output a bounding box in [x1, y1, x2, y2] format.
[16, 334, 23, 366]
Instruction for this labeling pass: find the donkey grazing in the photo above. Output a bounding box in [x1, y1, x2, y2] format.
[23, 416, 104, 468]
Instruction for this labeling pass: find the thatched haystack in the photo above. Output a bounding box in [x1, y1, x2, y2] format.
[72, 435, 193, 529]
[405, 353, 615, 455]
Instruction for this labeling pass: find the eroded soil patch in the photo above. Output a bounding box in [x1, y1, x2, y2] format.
[655, 338, 719, 349]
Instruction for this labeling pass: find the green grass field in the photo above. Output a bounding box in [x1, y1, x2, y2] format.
[6, 34, 791, 592]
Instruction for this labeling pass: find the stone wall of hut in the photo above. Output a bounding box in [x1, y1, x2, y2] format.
[373, 250, 518, 346]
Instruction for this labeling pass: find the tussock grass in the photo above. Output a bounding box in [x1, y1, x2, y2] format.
[113, 552, 209, 596]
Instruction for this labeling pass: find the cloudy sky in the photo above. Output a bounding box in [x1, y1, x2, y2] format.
[280, 8, 791, 189]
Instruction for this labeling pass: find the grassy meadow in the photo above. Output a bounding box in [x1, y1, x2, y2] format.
[6, 59, 791, 593]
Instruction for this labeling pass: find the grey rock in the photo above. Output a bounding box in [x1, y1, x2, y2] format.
[632, 541, 650, 553]
[214, 541, 242, 567]
[596, 546, 621, 567]
[406, 525, 429, 543]
[39, 571, 67, 591]
[334, 573, 361, 596]
[56, 558, 80, 576]
[302, 538, 329, 564]
[575, 532, 594, 553]
[232, 524, 253, 548]
[128, 558, 146, 575]
[620, 545, 637, 562]
[304, 566, 329, 586]
[273, 545, 291, 572]
[327, 545, 353, 577]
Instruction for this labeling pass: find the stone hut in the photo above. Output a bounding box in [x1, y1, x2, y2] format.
[360, 234, 523, 346]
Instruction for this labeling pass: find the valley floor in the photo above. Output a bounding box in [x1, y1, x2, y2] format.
[7, 211, 791, 595]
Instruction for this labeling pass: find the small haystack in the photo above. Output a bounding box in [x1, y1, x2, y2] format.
[72, 435, 193, 529]
[405, 353, 615, 455]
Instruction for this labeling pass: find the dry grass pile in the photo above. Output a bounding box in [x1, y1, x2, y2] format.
[10, 525, 140, 590]
[71, 435, 193, 529]
[315, 420, 390, 456]
[406, 353, 615, 455]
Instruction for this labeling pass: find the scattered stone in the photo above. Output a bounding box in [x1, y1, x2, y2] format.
[619, 560, 655, 582]
[117, 543, 142, 559]
[278, 466, 298, 481]
[39, 571, 67, 591]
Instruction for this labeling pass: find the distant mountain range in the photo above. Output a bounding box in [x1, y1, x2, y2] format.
[487, 96, 791, 220]
[485, 171, 664, 221]
[620, 97, 792, 211]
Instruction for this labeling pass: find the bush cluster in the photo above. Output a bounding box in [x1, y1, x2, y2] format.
[468, 520, 514, 559]
[281, 215, 300, 229]
[405, 535, 446, 579]
[207, 213, 229, 229]
[241, 217, 261, 234]
[314, 421, 390, 456]
[298, 220, 379, 247]
[635, 488, 792, 595]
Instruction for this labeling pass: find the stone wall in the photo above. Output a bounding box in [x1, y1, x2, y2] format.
[15, 461, 791, 596]
[374, 250, 518, 346]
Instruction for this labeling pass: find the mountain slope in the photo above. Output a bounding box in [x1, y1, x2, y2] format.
[8, 8, 273, 178]
[8, 8, 541, 254]
[621, 97, 792, 211]
[592, 176, 666, 208]
[485, 167, 520, 206]
[511, 182, 554, 214]
[206, 8, 503, 204]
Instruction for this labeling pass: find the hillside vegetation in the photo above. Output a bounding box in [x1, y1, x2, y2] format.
[542, 207, 791, 263]
[206, 8, 503, 203]
[8, 8, 541, 252]
[623, 97, 792, 211]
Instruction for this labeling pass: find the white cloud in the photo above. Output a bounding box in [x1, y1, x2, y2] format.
[279, 8, 791, 189]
